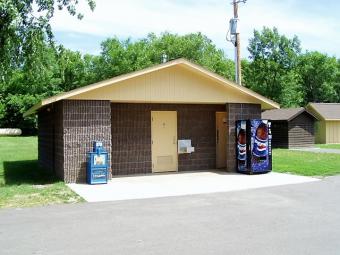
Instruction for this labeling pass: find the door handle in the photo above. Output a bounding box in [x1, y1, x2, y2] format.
[216, 129, 219, 144]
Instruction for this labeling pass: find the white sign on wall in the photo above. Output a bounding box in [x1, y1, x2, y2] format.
[178, 139, 195, 154]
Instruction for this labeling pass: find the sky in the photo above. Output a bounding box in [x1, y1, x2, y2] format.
[51, 0, 340, 59]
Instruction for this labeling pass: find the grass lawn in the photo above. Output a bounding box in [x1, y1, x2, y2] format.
[273, 149, 340, 177]
[0, 136, 84, 208]
[315, 144, 340, 149]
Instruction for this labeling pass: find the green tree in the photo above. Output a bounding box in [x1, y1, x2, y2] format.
[96, 32, 234, 81]
[6, 45, 61, 96]
[0, 0, 95, 132]
[298, 51, 339, 104]
[335, 59, 340, 102]
[0, 0, 95, 80]
[1, 94, 42, 134]
[96, 38, 140, 79]
[57, 46, 90, 91]
[147, 32, 235, 79]
[244, 27, 302, 107]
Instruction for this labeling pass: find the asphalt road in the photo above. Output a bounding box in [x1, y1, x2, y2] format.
[1, 175, 340, 255]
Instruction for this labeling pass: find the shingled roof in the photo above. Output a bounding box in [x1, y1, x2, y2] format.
[262, 107, 317, 121]
[306, 103, 340, 121]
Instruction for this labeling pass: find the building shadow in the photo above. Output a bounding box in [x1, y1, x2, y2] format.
[3, 160, 59, 185]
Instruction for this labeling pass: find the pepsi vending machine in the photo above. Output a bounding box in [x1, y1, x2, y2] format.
[236, 119, 272, 174]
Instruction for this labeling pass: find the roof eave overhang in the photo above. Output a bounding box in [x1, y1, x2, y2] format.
[23, 102, 42, 117]
[306, 103, 326, 121]
[288, 109, 319, 121]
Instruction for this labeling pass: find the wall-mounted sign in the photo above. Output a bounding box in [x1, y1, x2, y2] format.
[178, 139, 195, 154]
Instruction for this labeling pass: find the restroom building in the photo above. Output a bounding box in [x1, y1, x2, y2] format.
[24, 58, 279, 183]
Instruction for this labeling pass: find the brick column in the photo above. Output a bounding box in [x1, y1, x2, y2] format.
[63, 100, 112, 183]
[225, 103, 261, 172]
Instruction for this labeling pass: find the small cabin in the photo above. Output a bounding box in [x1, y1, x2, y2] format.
[262, 107, 317, 148]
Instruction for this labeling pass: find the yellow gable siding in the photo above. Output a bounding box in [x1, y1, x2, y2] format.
[315, 121, 326, 144]
[69, 66, 259, 104]
[326, 121, 340, 143]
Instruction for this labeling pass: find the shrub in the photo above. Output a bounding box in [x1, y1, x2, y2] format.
[0, 94, 40, 134]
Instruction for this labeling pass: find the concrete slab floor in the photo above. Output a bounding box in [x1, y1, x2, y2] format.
[67, 171, 319, 202]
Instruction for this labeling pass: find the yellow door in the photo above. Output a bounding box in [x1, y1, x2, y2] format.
[216, 112, 227, 168]
[151, 111, 178, 173]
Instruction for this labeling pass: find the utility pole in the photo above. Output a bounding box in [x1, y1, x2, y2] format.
[233, 0, 241, 85]
[227, 0, 246, 85]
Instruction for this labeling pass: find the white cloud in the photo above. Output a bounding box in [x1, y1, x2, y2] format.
[238, 0, 340, 55]
[50, 0, 340, 57]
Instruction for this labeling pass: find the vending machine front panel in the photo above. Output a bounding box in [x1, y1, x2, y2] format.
[236, 120, 248, 172]
[250, 119, 270, 173]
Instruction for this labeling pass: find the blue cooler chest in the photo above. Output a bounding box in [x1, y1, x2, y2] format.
[87, 141, 109, 184]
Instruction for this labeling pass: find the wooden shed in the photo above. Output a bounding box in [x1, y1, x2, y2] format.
[262, 107, 317, 148]
[306, 103, 340, 144]
[24, 58, 279, 183]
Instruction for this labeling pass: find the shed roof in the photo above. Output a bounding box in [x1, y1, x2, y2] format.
[262, 107, 317, 121]
[24, 58, 279, 116]
[306, 103, 340, 121]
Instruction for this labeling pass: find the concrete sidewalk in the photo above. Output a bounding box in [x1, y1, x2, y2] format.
[67, 171, 318, 202]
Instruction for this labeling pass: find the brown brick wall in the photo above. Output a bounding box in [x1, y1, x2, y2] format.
[111, 104, 151, 175]
[63, 100, 112, 183]
[38, 100, 260, 181]
[38, 102, 64, 179]
[178, 104, 225, 171]
[225, 103, 261, 172]
[111, 103, 225, 175]
[38, 100, 112, 183]
[38, 108, 54, 172]
[53, 102, 65, 179]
